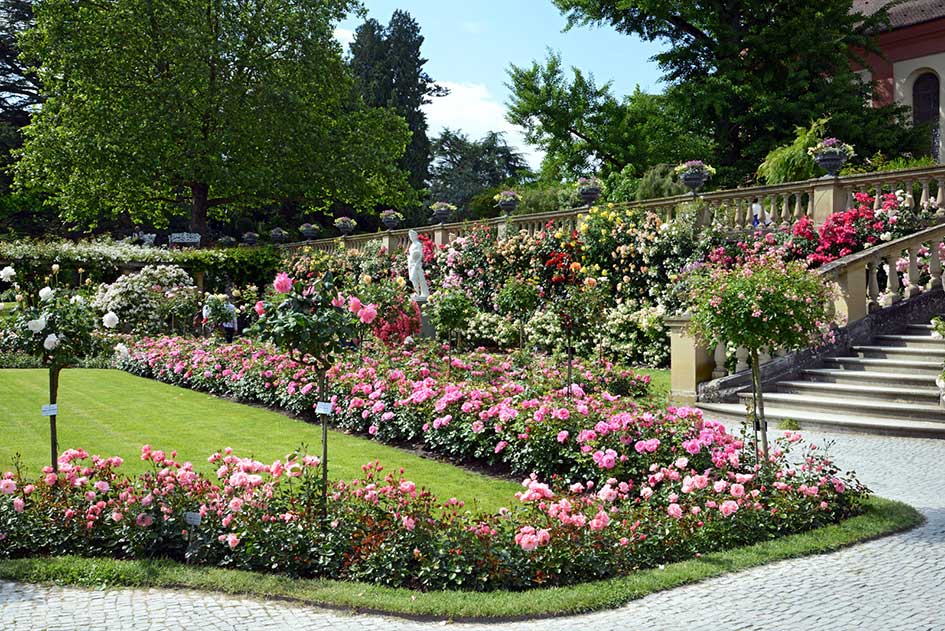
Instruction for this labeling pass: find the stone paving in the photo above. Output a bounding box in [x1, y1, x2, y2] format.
[2, 427, 945, 630]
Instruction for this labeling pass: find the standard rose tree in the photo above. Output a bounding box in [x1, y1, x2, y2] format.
[686, 254, 837, 461]
[3, 266, 119, 470]
[247, 271, 367, 517]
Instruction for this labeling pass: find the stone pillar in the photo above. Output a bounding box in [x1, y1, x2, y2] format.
[193, 270, 206, 293]
[833, 262, 868, 325]
[812, 179, 848, 227]
[667, 314, 714, 406]
[413, 296, 435, 339]
[433, 225, 448, 247]
[381, 231, 398, 253]
[496, 214, 510, 240]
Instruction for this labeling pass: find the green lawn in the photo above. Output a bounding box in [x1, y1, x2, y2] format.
[0, 369, 521, 513]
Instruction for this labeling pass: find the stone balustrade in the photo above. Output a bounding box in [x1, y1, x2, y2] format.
[669, 219, 945, 405]
[283, 166, 945, 256]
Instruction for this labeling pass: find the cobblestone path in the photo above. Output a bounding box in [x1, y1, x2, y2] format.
[2, 427, 943, 630]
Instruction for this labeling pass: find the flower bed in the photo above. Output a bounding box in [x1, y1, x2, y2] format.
[0, 430, 867, 591]
[119, 337, 657, 483]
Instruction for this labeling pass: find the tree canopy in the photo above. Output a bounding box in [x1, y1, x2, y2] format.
[349, 10, 445, 193]
[14, 0, 415, 233]
[507, 51, 711, 181]
[429, 129, 530, 218]
[512, 0, 924, 185]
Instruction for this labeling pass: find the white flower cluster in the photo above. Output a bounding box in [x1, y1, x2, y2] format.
[93, 265, 195, 334]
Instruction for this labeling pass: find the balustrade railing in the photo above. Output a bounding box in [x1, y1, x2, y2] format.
[285, 166, 945, 256]
[669, 218, 945, 404]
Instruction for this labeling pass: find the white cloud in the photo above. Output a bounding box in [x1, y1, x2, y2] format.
[333, 28, 355, 48]
[423, 81, 543, 169]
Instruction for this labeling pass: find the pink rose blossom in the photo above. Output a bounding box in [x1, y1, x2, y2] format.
[273, 272, 293, 294]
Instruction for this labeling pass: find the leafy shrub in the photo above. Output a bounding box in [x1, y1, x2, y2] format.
[0, 434, 867, 590]
[93, 265, 196, 334]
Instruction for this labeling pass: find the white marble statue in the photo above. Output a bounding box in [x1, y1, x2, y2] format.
[407, 229, 430, 299]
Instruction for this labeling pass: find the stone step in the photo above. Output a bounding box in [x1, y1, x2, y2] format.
[822, 356, 943, 375]
[777, 380, 941, 403]
[852, 345, 945, 362]
[736, 392, 945, 422]
[905, 323, 936, 333]
[874, 334, 945, 349]
[698, 403, 945, 438]
[801, 368, 938, 387]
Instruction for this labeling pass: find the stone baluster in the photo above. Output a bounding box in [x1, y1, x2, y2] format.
[735, 346, 750, 372]
[758, 347, 772, 365]
[873, 183, 883, 209]
[793, 193, 803, 222]
[885, 256, 902, 305]
[808, 188, 816, 217]
[781, 195, 790, 228]
[937, 177, 945, 214]
[905, 245, 923, 299]
[768, 195, 780, 227]
[921, 179, 931, 209]
[867, 258, 881, 312]
[929, 241, 944, 292]
[735, 198, 746, 231]
[712, 341, 728, 379]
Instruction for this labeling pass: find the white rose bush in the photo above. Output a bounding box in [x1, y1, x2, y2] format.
[2, 266, 117, 471]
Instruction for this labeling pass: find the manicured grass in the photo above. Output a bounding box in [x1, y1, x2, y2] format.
[634, 368, 670, 399]
[0, 497, 920, 620]
[0, 369, 521, 513]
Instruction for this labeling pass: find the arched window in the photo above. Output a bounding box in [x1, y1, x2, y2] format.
[913, 72, 940, 161]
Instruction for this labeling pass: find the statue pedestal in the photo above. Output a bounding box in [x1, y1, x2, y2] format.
[412, 295, 435, 339]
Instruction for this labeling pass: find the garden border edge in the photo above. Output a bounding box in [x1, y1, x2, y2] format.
[0, 496, 922, 622]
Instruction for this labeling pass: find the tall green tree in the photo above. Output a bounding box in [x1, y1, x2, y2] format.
[429, 129, 530, 218]
[349, 10, 444, 192]
[526, 0, 922, 185]
[507, 51, 711, 180]
[15, 0, 414, 233]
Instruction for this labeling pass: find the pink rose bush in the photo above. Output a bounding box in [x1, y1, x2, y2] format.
[118, 336, 670, 483]
[0, 435, 866, 591]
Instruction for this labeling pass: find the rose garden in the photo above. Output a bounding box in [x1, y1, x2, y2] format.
[3, 0, 945, 627]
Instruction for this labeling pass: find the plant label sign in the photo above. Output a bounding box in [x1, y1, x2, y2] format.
[41, 404, 58, 417]
[184, 511, 202, 526]
[315, 402, 333, 415]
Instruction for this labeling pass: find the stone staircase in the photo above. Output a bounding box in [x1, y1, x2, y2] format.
[699, 321, 945, 437]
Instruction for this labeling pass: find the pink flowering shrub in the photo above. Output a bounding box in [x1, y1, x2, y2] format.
[119, 337, 658, 484]
[0, 436, 867, 591]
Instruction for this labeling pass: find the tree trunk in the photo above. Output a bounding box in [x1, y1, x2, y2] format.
[49, 365, 61, 473]
[750, 349, 769, 463]
[318, 369, 329, 523]
[190, 182, 209, 234]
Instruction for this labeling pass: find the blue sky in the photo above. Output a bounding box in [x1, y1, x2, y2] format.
[336, 1, 665, 166]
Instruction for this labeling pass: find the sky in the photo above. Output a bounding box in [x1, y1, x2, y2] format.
[336, 1, 666, 167]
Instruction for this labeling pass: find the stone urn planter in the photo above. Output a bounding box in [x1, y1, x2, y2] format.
[338, 224, 354, 236]
[269, 227, 288, 244]
[216, 236, 237, 248]
[814, 152, 847, 177]
[300, 223, 317, 240]
[681, 171, 708, 193]
[242, 231, 259, 246]
[498, 198, 519, 213]
[380, 212, 402, 230]
[579, 187, 601, 206]
[432, 208, 451, 223]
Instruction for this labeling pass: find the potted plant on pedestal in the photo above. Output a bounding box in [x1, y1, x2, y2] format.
[674, 160, 716, 194]
[380, 209, 404, 230]
[493, 190, 520, 213]
[808, 137, 855, 177]
[334, 216, 357, 236]
[577, 177, 602, 205]
[430, 202, 456, 224]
